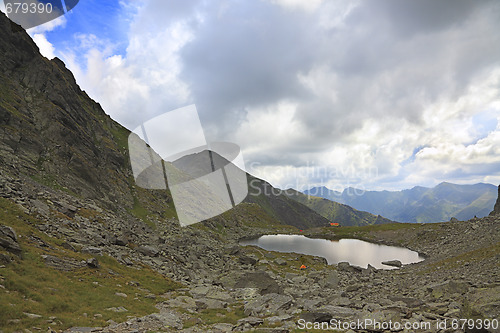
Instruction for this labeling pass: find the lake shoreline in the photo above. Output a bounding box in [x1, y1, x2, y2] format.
[240, 233, 424, 269]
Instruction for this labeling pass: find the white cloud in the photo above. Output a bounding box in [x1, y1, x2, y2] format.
[31, 33, 56, 59]
[269, 0, 325, 12]
[20, 7, 67, 60]
[60, 8, 193, 130]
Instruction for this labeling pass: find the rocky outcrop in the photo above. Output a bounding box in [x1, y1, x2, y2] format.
[234, 271, 283, 295]
[490, 184, 500, 216]
[0, 224, 21, 255]
[243, 293, 293, 317]
[41, 254, 87, 271]
[381, 259, 402, 268]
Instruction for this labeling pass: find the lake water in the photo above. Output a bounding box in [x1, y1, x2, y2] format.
[240, 234, 424, 269]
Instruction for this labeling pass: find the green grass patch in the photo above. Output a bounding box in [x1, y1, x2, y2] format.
[109, 124, 130, 153]
[308, 222, 434, 241]
[128, 195, 156, 229]
[418, 241, 500, 274]
[183, 305, 246, 328]
[223, 202, 298, 232]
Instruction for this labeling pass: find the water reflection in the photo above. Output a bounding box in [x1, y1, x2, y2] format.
[240, 234, 424, 269]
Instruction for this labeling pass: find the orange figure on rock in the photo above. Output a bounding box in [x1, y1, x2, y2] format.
[299, 265, 307, 269]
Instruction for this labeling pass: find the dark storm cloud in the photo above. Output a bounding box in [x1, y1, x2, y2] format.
[292, 0, 500, 141]
[353, 0, 497, 38]
[172, 0, 499, 149]
[178, 0, 320, 136]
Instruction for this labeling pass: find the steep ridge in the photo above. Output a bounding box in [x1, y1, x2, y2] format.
[305, 182, 497, 222]
[284, 188, 393, 226]
[0, 12, 139, 212]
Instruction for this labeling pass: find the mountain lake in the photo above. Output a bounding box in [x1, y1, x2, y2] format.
[240, 234, 425, 269]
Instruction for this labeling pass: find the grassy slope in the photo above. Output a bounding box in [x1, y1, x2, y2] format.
[305, 222, 425, 242]
[285, 189, 392, 227]
[245, 176, 330, 229]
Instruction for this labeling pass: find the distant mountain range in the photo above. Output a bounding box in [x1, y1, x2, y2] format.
[304, 182, 498, 223]
[285, 189, 393, 227]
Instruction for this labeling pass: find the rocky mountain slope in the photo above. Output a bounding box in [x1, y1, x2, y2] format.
[305, 182, 497, 223]
[1, 171, 498, 332]
[0, 14, 136, 211]
[0, 10, 328, 330]
[284, 188, 393, 227]
[0, 11, 499, 333]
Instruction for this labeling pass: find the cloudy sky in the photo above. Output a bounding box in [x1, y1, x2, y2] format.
[3, 0, 500, 192]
